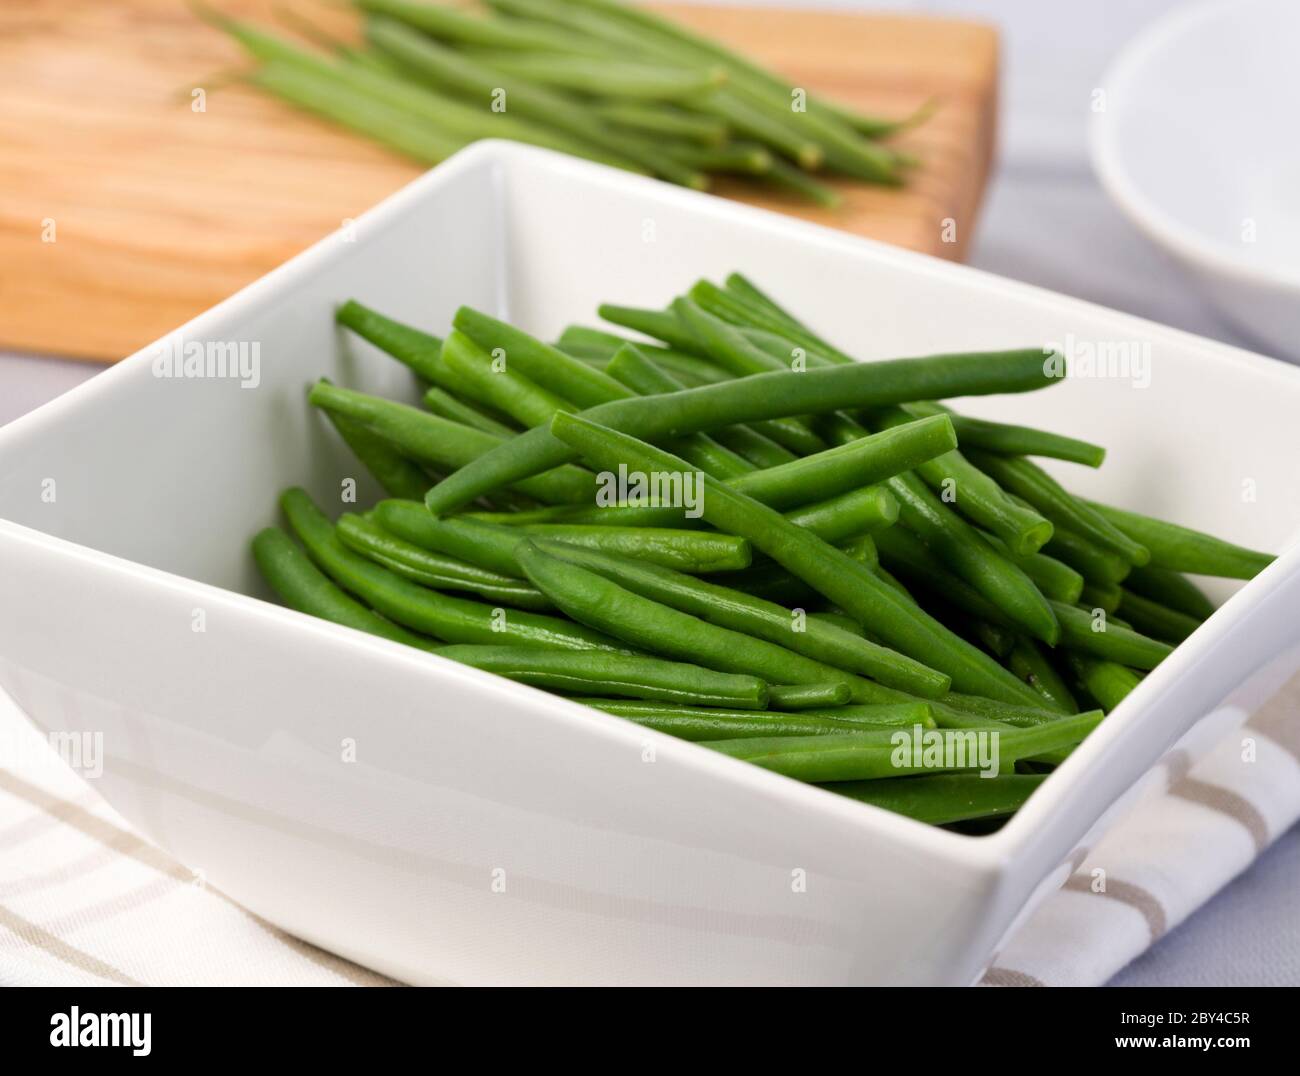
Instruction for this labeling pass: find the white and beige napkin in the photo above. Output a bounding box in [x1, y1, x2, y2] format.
[1, 677, 1296, 987]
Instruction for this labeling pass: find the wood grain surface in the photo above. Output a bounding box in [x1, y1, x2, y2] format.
[0, 1, 997, 361]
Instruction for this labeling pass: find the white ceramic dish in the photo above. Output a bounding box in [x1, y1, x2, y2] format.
[1091, 0, 1300, 360]
[2, 142, 1299, 986]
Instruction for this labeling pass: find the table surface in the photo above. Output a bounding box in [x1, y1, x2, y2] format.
[2, 0, 1294, 987]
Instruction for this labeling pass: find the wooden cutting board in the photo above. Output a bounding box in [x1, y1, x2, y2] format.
[0, 1, 997, 361]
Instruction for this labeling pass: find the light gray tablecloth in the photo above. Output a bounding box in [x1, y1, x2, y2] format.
[2, 0, 1293, 987]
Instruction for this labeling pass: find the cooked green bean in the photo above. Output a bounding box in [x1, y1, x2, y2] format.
[577, 700, 930, 740]
[1045, 526, 1132, 586]
[725, 414, 956, 510]
[437, 645, 770, 708]
[282, 489, 624, 652]
[1080, 581, 1122, 614]
[1066, 655, 1142, 712]
[1048, 601, 1173, 669]
[423, 387, 518, 438]
[514, 525, 752, 572]
[548, 413, 1047, 705]
[335, 300, 444, 383]
[1085, 501, 1275, 579]
[454, 307, 632, 409]
[336, 513, 551, 611]
[874, 526, 1013, 628]
[937, 694, 1081, 728]
[767, 682, 853, 710]
[319, 382, 430, 501]
[867, 406, 1054, 555]
[424, 346, 1065, 514]
[309, 381, 596, 505]
[1124, 563, 1216, 620]
[516, 540, 932, 704]
[704, 710, 1103, 782]
[602, 345, 754, 479]
[1006, 638, 1077, 713]
[1117, 588, 1200, 644]
[531, 541, 951, 696]
[252, 526, 436, 649]
[827, 773, 1049, 825]
[441, 329, 573, 427]
[903, 401, 1106, 468]
[967, 451, 1150, 565]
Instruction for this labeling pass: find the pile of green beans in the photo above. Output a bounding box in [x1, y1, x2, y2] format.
[251, 271, 1280, 832]
[198, 0, 928, 206]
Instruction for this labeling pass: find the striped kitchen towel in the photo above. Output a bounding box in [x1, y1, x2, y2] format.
[1, 672, 1297, 987]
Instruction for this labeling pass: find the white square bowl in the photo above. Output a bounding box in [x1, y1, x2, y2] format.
[2, 142, 1298, 986]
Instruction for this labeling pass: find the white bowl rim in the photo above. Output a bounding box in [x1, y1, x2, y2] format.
[1089, 0, 1300, 293]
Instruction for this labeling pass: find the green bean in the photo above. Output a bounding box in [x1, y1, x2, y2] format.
[1049, 601, 1173, 669]
[1080, 581, 1122, 614]
[1124, 564, 1216, 620]
[1117, 589, 1200, 644]
[602, 345, 754, 479]
[696, 277, 852, 362]
[578, 700, 930, 740]
[1045, 526, 1132, 586]
[874, 526, 1013, 629]
[281, 489, 624, 652]
[318, 382, 430, 500]
[827, 773, 1049, 825]
[978, 534, 1083, 604]
[336, 300, 444, 383]
[767, 682, 853, 710]
[251, 61, 466, 166]
[884, 469, 1059, 644]
[903, 401, 1106, 468]
[252, 526, 436, 649]
[336, 513, 552, 611]
[562, 327, 729, 386]
[597, 303, 710, 354]
[516, 540, 932, 703]
[375, 503, 524, 575]
[423, 345, 1065, 514]
[589, 102, 729, 146]
[704, 710, 1103, 782]
[437, 645, 769, 708]
[1084, 502, 1275, 579]
[462, 50, 727, 100]
[1066, 655, 1142, 712]
[516, 525, 751, 572]
[808, 611, 865, 635]
[423, 387, 518, 438]
[367, 18, 707, 188]
[548, 413, 1046, 705]
[761, 159, 843, 208]
[938, 694, 1079, 728]
[356, 0, 598, 53]
[1006, 638, 1077, 714]
[723, 535, 879, 609]
[531, 541, 951, 697]
[664, 142, 773, 176]
[440, 330, 573, 427]
[967, 451, 1149, 565]
[308, 381, 596, 505]
[866, 406, 1053, 555]
[454, 307, 632, 408]
[726, 415, 956, 510]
